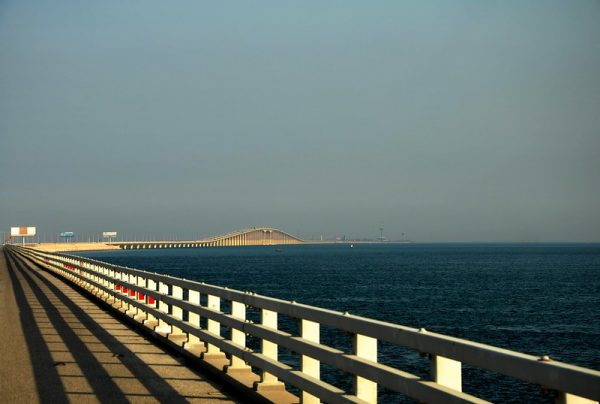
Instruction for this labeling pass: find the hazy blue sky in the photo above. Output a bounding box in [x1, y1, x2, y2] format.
[1, 1, 599, 242]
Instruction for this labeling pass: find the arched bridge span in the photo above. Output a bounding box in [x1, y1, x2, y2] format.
[111, 227, 303, 250]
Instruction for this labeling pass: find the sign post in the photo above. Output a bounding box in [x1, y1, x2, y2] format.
[11, 227, 37, 246]
[59, 232, 75, 242]
[103, 231, 118, 242]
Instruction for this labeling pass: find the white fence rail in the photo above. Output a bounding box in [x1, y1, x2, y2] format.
[7, 246, 599, 404]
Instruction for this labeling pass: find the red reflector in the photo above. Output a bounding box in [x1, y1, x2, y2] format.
[122, 287, 128, 293]
[129, 289, 135, 296]
[148, 297, 155, 304]
[138, 292, 145, 300]
[116, 284, 121, 291]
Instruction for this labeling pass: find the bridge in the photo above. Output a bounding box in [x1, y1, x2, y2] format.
[111, 227, 304, 250]
[24, 227, 305, 252]
[2, 244, 599, 403]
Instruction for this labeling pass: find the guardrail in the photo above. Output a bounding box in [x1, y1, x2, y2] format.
[7, 245, 599, 404]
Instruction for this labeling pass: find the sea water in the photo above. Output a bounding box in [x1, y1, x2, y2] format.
[80, 243, 600, 403]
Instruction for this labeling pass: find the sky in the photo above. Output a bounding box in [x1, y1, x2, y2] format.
[1, 1, 599, 242]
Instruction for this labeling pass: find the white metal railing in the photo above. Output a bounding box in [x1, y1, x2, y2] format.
[7, 246, 600, 404]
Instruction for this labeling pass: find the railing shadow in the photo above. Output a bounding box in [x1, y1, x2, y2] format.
[4, 250, 70, 404]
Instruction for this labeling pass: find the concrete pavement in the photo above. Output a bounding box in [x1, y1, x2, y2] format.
[0, 246, 239, 403]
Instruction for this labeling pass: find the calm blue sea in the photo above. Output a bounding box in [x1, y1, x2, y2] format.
[79, 243, 600, 403]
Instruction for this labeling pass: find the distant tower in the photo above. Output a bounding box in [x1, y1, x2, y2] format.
[378, 226, 385, 242]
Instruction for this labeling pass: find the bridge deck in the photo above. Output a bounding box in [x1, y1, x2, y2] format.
[0, 247, 238, 403]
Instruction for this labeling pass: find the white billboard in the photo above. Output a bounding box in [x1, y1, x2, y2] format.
[11, 227, 36, 237]
[103, 231, 117, 238]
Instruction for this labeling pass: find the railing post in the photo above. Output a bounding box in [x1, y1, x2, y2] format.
[155, 281, 171, 336]
[354, 334, 377, 403]
[143, 278, 158, 329]
[114, 271, 124, 309]
[97, 264, 106, 298]
[82, 262, 93, 293]
[171, 285, 183, 320]
[134, 276, 147, 323]
[556, 393, 597, 404]
[68, 261, 75, 282]
[107, 266, 114, 297]
[430, 355, 462, 392]
[97, 266, 105, 295]
[107, 267, 115, 304]
[118, 271, 128, 311]
[203, 294, 225, 359]
[225, 301, 251, 374]
[169, 285, 187, 345]
[90, 264, 99, 295]
[105, 265, 112, 293]
[184, 289, 205, 356]
[74, 258, 84, 286]
[254, 308, 285, 392]
[125, 274, 137, 317]
[112, 268, 119, 302]
[301, 319, 320, 404]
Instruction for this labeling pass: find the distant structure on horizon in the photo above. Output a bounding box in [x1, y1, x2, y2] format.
[378, 226, 386, 242]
